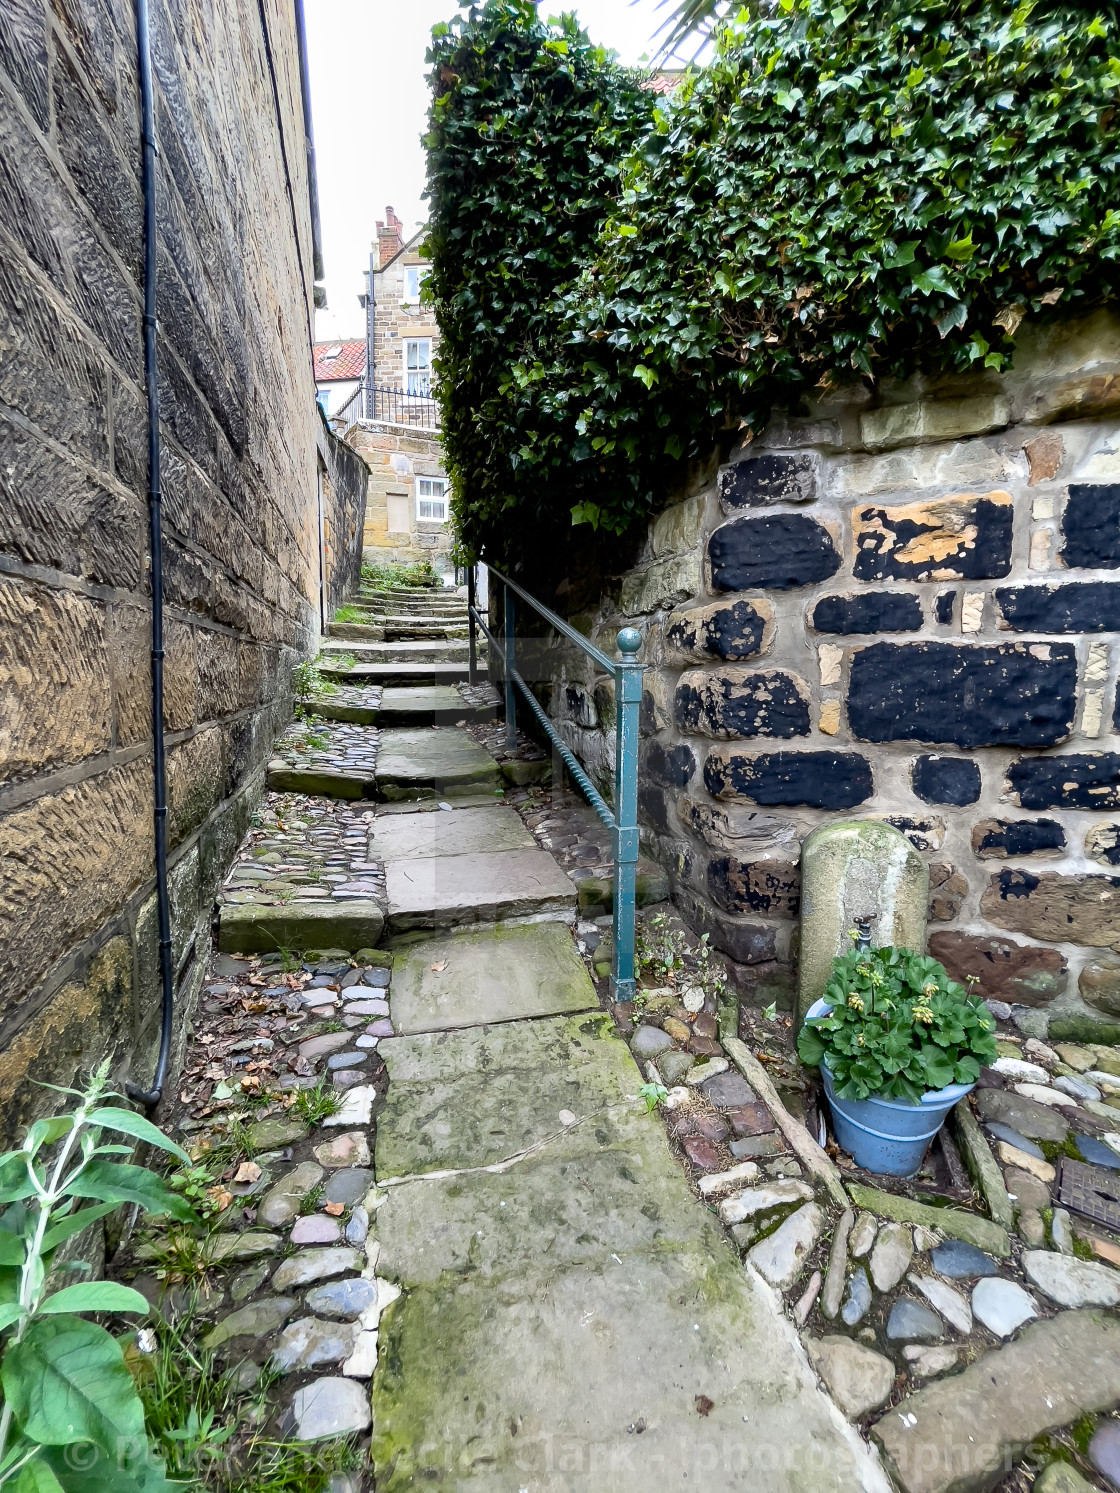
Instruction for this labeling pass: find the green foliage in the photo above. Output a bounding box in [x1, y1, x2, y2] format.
[797, 946, 998, 1102]
[289, 1085, 342, 1128]
[139, 1307, 360, 1492]
[428, 0, 1120, 552]
[0, 1063, 191, 1490]
[360, 558, 440, 589]
[291, 660, 335, 703]
[639, 1082, 669, 1113]
[332, 605, 366, 625]
[635, 914, 726, 1007]
[426, 0, 656, 559]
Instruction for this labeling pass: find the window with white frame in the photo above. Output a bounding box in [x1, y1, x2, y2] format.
[405, 337, 432, 396]
[404, 265, 428, 302]
[416, 477, 448, 522]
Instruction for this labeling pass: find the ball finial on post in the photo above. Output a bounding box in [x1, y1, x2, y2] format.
[616, 627, 642, 657]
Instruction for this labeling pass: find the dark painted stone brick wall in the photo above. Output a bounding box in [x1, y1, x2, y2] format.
[848, 642, 1077, 749]
[0, 0, 361, 1133]
[539, 310, 1120, 1023]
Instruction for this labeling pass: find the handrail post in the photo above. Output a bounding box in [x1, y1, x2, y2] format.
[612, 627, 643, 1003]
[467, 564, 478, 686]
[504, 582, 517, 751]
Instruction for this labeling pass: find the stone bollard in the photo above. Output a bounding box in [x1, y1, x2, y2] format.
[797, 820, 929, 1020]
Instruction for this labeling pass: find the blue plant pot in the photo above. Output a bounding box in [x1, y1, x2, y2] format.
[804, 998, 976, 1178]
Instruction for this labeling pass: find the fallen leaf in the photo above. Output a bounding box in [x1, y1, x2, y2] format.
[431, 961, 449, 973]
[323, 1201, 345, 1217]
[695, 1395, 714, 1418]
[232, 1161, 262, 1185]
[207, 1186, 234, 1212]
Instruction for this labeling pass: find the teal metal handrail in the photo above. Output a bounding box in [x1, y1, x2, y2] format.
[467, 566, 645, 1001]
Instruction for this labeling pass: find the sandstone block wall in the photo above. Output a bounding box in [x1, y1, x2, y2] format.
[0, 0, 360, 1137]
[544, 311, 1120, 1041]
[347, 420, 451, 575]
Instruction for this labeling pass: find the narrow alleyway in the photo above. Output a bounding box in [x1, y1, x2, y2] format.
[192, 582, 891, 1491]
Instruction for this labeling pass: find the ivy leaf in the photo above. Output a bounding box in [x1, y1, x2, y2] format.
[911, 265, 956, 296]
[934, 300, 970, 337]
[944, 233, 976, 261]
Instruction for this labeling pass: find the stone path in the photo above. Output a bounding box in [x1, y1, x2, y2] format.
[177, 597, 895, 1491]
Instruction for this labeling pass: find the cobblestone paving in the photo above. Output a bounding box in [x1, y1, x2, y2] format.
[269, 719, 381, 777]
[221, 795, 386, 909]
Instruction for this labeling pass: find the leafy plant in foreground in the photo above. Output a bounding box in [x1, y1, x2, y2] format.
[797, 945, 998, 1103]
[0, 1061, 193, 1491]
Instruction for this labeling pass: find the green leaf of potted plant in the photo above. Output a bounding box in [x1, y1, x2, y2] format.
[798, 940, 998, 1176]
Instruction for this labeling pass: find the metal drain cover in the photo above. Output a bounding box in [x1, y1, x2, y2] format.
[1059, 1157, 1120, 1231]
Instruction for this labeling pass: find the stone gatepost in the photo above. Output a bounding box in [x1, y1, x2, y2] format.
[797, 821, 929, 1020]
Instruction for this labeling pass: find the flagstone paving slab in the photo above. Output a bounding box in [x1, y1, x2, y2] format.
[374, 1110, 716, 1286]
[374, 1012, 635, 1177]
[374, 686, 492, 726]
[370, 1040, 889, 1493]
[369, 805, 535, 863]
[385, 848, 576, 930]
[375, 727, 501, 800]
[388, 922, 596, 1034]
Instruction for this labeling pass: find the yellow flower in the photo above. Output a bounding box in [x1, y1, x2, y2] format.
[847, 992, 865, 1012]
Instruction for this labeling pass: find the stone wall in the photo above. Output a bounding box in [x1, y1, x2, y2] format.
[541, 311, 1120, 1043]
[0, 0, 355, 1137]
[317, 411, 369, 619]
[347, 420, 452, 576]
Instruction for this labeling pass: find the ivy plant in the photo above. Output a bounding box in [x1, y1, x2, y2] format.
[427, 0, 1120, 557]
[797, 945, 998, 1102]
[0, 1062, 193, 1492]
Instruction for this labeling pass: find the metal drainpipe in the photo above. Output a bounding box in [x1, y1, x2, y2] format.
[126, 0, 174, 1109]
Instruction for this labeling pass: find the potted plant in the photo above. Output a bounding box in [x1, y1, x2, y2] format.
[797, 937, 998, 1177]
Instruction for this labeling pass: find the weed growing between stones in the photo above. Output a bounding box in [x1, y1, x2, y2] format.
[291, 661, 336, 704]
[635, 913, 727, 1010]
[290, 1084, 342, 1128]
[139, 1306, 361, 1492]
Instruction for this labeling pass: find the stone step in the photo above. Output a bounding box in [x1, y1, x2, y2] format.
[328, 623, 385, 641]
[317, 662, 484, 688]
[310, 687, 495, 728]
[387, 922, 597, 1035]
[217, 898, 385, 954]
[265, 764, 377, 799]
[375, 727, 502, 802]
[385, 848, 576, 931]
[320, 639, 469, 664]
[369, 804, 536, 862]
[382, 628, 469, 644]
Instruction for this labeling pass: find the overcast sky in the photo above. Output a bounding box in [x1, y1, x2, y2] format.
[305, 0, 678, 344]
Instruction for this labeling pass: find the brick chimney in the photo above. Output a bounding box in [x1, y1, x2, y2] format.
[376, 206, 404, 268]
